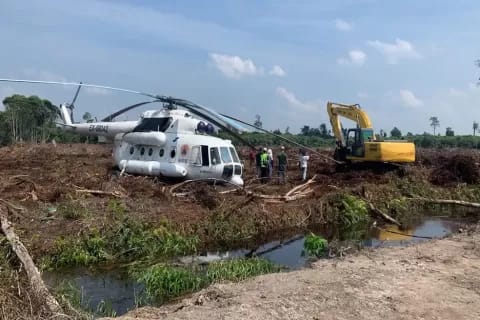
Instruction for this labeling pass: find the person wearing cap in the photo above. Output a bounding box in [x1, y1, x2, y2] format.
[260, 147, 269, 183]
[277, 146, 288, 184]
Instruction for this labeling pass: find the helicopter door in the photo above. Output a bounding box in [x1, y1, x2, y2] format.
[209, 147, 223, 177]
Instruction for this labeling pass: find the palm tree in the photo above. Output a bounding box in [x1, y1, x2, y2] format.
[429, 116, 440, 135]
[473, 121, 479, 136]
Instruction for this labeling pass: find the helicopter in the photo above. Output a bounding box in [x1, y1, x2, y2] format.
[0, 79, 254, 186]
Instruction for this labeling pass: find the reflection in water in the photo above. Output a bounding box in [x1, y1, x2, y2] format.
[43, 217, 464, 316]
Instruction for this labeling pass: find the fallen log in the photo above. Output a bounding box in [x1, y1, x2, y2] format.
[0, 206, 64, 317]
[75, 189, 126, 198]
[285, 175, 317, 197]
[367, 202, 401, 226]
[409, 197, 480, 208]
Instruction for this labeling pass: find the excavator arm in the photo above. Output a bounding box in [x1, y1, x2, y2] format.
[327, 101, 374, 147]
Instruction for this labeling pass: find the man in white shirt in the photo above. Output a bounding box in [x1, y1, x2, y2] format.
[299, 149, 310, 181]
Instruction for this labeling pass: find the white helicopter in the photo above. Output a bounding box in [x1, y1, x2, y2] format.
[0, 79, 255, 186]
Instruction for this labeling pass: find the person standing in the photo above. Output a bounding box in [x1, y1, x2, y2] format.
[267, 148, 274, 179]
[277, 146, 288, 184]
[260, 148, 269, 183]
[299, 149, 310, 181]
[255, 147, 262, 178]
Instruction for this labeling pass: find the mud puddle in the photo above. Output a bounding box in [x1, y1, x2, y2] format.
[43, 217, 467, 317]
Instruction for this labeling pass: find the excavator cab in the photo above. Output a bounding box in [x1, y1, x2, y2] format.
[345, 128, 374, 158]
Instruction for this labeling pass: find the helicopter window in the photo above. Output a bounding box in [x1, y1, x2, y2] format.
[170, 149, 176, 158]
[129, 146, 134, 155]
[234, 164, 242, 175]
[140, 147, 145, 156]
[190, 146, 202, 165]
[133, 117, 172, 132]
[201, 145, 209, 166]
[229, 147, 240, 163]
[210, 147, 221, 165]
[159, 148, 164, 157]
[220, 147, 232, 163]
[148, 148, 153, 156]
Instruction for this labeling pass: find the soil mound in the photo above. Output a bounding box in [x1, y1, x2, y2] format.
[430, 154, 480, 185]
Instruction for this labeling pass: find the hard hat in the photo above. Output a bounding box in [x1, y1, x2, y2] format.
[263, 147, 267, 151]
[281, 146, 285, 150]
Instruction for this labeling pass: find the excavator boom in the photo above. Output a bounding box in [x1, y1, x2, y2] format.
[327, 101, 373, 147]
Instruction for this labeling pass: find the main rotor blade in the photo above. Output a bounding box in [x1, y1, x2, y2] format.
[0, 78, 157, 99]
[101, 100, 161, 122]
[220, 113, 342, 164]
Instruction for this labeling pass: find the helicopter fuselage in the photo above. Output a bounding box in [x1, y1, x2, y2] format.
[60, 105, 244, 186]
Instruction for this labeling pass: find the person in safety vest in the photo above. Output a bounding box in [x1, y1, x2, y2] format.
[260, 147, 269, 183]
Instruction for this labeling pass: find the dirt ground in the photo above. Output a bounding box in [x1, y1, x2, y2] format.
[106, 224, 480, 320]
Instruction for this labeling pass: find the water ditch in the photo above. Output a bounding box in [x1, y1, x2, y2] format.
[43, 216, 470, 317]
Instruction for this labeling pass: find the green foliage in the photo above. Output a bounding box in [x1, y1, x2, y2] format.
[42, 219, 198, 270]
[206, 258, 280, 282]
[58, 201, 90, 219]
[337, 194, 369, 227]
[133, 265, 204, 303]
[134, 258, 280, 303]
[303, 233, 328, 257]
[390, 127, 402, 138]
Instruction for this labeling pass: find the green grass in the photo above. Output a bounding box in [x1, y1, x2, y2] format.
[133, 258, 281, 303]
[42, 219, 199, 270]
[303, 233, 328, 257]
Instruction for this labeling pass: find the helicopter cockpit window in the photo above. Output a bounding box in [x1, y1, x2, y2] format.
[210, 147, 221, 165]
[220, 147, 232, 163]
[190, 146, 202, 165]
[229, 147, 240, 163]
[133, 117, 172, 132]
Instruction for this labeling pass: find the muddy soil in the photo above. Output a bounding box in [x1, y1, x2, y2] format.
[105, 224, 480, 320]
[0, 143, 479, 257]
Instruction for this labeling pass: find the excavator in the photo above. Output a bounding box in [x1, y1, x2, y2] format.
[327, 101, 415, 166]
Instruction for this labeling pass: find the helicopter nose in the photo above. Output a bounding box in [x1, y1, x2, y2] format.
[230, 175, 243, 186]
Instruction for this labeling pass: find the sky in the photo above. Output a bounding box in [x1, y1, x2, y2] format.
[0, 0, 479, 135]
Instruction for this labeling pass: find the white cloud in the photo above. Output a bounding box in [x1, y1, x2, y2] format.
[269, 65, 286, 77]
[209, 53, 260, 79]
[367, 39, 421, 64]
[276, 87, 322, 113]
[448, 87, 467, 97]
[335, 19, 352, 31]
[400, 89, 423, 107]
[357, 91, 369, 99]
[337, 50, 366, 66]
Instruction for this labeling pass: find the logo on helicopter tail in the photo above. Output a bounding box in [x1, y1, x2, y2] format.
[89, 124, 109, 133]
[180, 144, 189, 156]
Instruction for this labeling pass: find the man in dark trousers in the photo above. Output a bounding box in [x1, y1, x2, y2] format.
[255, 147, 263, 178]
[260, 148, 269, 183]
[277, 146, 288, 184]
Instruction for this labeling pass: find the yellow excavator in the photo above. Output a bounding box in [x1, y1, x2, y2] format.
[327, 101, 415, 165]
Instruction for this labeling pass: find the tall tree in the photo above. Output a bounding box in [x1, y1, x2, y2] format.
[390, 127, 402, 138]
[301, 125, 310, 135]
[82, 112, 93, 123]
[473, 121, 478, 136]
[429, 116, 440, 135]
[253, 114, 262, 128]
[445, 127, 454, 136]
[319, 123, 328, 137]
